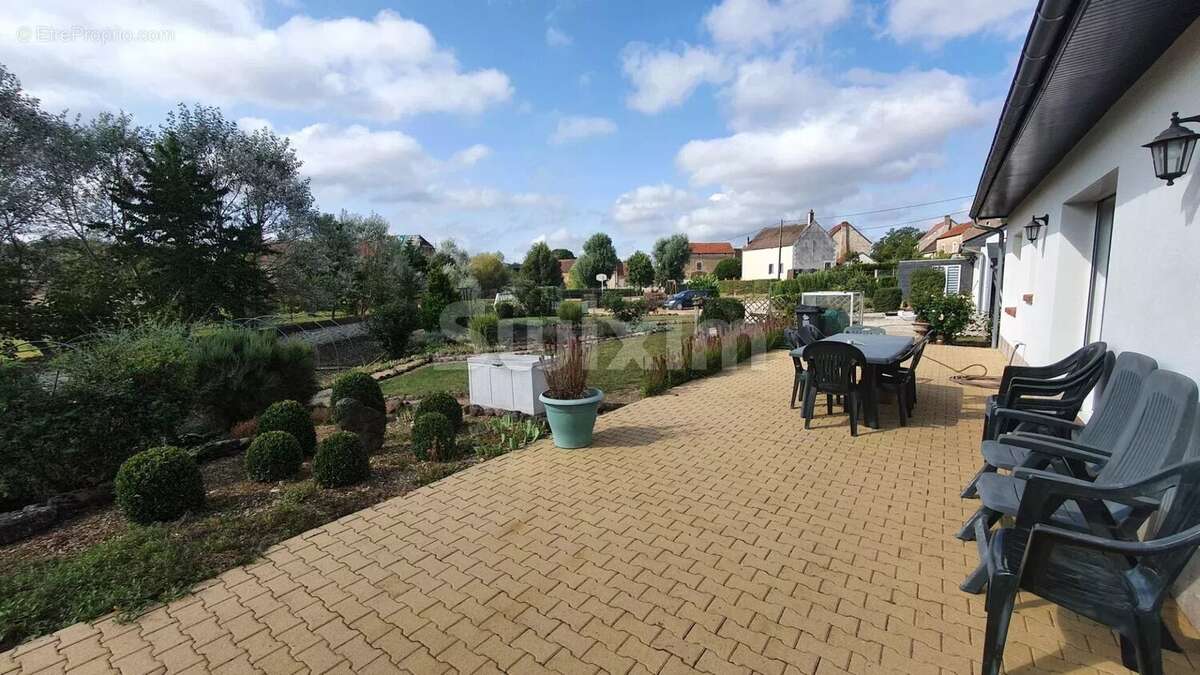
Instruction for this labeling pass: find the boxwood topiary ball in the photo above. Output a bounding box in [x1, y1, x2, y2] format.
[411, 412, 456, 462]
[256, 400, 316, 455]
[329, 371, 385, 423]
[244, 431, 304, 482]
[313, 431, 370, 487]
[115, 446, 206, 524]
[415, 392, 463, 432]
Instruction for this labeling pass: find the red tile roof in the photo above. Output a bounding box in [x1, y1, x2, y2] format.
[828, 221, 851, 235]
[689, 242, 736, 255]
[935, 221, 976, 240]
[559, 258, 575, 273]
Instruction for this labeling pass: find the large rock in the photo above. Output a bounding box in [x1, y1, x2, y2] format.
[0, 504, 58, 546]
[335, 397, 387, 454]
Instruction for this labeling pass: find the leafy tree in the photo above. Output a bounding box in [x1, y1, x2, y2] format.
[107, 132, 270, 319]
[871, 226, 923, 263]
[714, 257, 741, 280]
[652, 234, 690, 285]
[421, 264, 457, 330]
[35, 239, 136, 341]
[353, 219, 421, 313]
[625, 251, 653, 289]
[368, 300, 419, 358]
[573, 233, 618, 288]
[566, 263, 586, 290]
[432, 239, 475, 291]
[550, 248, 575, 260]
[469, 252, 510, 293]
[521, 242, 562, 287]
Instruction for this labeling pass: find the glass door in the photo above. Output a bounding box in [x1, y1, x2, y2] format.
[1084, 195, 1115, 344]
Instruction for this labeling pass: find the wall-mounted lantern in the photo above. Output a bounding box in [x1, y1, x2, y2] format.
[1024, 214, 1048, 243]
[1144, 112, 1200, 185]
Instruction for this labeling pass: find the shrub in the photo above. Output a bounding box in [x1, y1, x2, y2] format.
[230, 418, 258, 439]
[612, 298, 647, 324]
[191, 326, 316, 427]
[367, 301, 419, 358]
[687, 273, 720, 297]
[468, 314, 499, 346]
[876, 275, 898, 289]
[600, 290, 626, 310]
[411, 412, 456, 462]
[908, 268, 946, 320]
[114, 446, 205, 524]
[329, 371, 385, 423]
[557, 300, 585, 324]
[718, 279, 773, 296]
[641, 354, 670, 397]
[415, 392, 463, 432]
[495, 302, 515, 319]
[874, 286, 902, 312]
[312, 431, 370, 487]
[699, 297, 746, 324]
[256, 400, 316, 455]
[926, 293, 975, 342]
[244, 431, 303, 482]
[714, 258, 741, 280]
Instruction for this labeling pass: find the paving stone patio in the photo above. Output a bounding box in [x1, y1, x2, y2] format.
[3, 346, 1198, 674]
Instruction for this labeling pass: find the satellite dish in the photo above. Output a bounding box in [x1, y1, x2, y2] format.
[595, 273, 608, 282]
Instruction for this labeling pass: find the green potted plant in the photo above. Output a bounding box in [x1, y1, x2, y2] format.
[925, 293, 974, 344]
[539, 337, 603, 448]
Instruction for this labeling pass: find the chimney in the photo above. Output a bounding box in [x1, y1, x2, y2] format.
[807, 209, 815, 226]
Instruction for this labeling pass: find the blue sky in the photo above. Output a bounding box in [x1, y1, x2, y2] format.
[0, 0, 1036, 260]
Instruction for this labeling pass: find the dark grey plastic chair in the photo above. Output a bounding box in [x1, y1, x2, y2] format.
[982, 342, 1109, 441]
[785, 328, 807, 408]
[801, 341, 865, 436]
[978, 449, 1200, 675]
[874, 335, 931, 427]
[958, 369, 1198, 590]
[962, 352, 1158, 499]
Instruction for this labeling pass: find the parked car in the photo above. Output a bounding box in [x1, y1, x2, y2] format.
[663, 289, 710, 309]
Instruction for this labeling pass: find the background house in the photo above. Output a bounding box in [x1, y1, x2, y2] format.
[687, 242, 737, 277]
[741, 210, 837, 280]
[916, 215, 958, 255]
[827, 221, 873, 262]
[397, 235, 434, 256]
[969, 0, 1200, 622]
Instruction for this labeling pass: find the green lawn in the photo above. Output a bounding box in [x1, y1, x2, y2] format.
[379, 319, 693, 401]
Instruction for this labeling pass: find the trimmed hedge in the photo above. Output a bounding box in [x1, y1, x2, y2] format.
[416, 392, 463, 432]
[329, 371, 385, 423]
[313, 431, 370, 487]
[412, 412, 456, 462]
[874, 287, 902, 312]
[114, 447, 206, 524]
[256, 400, 316, 455]
[244, 431, 303, 482]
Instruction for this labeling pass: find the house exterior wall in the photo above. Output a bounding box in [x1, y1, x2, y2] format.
[688, 253, 736, 277]
[741, 246, 793, 280]
[790, 227, 837, 273]
[935, 235, 963, 256]
[994, 19, 1200, 622]
[833, 226, 872, 260]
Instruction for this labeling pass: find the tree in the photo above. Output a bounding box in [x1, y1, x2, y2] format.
[574, 233, 619, 288]
[421, 264, 457, 330]
[714, 257, 741, 280]
[871, 226, 923, 263]
[652, 234, 690, 285]
[469, 252, 510, 293]
[625, 251, 654, 289]
[521, 242, 562, 287]
[107, 132, 269, 319]
[550, 248, 575, 260]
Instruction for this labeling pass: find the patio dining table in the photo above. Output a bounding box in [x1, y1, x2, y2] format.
[790, 333, 915, 428]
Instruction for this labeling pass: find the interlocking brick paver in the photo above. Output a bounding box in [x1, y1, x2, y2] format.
[6, 347, 1200, 673]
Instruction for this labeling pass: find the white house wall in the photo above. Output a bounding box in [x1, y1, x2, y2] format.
[996, 19, 1200, 622]
[741, 246, 793, 280]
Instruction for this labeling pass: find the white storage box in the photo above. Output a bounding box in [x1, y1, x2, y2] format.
[467, 353, 548, 415]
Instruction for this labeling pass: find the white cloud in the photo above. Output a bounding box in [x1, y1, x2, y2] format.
[549, 115, 617, 145]
[704, 0, 853, 50]
[545, 26, 572, 47]
[611, 184, 699, 231]
[286, 123, 440, 202]
[622, 44, 729, 114]
[0, 0, 513, 119]
[885, 0, 1034, 44]
[451, 144, 492, 167]
[530, 227, 575, 249]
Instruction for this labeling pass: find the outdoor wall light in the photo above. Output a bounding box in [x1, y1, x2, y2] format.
[1144, 112, 1200, 185]
[1024, 215, 1048, 243]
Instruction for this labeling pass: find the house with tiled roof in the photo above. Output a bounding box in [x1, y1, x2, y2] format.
[686, 241, 737, 278]
[740, 210, 837, 280]
[917, 215, 959, 255]
[827, 221, 873, 262]
[933, 221, 988, 256]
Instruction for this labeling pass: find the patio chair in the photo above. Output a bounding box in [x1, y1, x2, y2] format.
[977, 451, 1200, 675]
[801, 341, 866, 436]
[875, 334, 931, 426]
[961, 351, 1158, 499]
[981, 342, 1110, 442]
[956, 367, 1197, 547]
[785, 328, 807, 408]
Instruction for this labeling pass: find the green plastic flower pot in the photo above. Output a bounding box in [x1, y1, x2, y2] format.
[539, 388, 604, 449]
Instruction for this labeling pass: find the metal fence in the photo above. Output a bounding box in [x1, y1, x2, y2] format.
[801, 292, 864, 326]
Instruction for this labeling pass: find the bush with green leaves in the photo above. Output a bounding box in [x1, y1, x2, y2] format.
[115, 446, 206, 524]
[687, 273, 720, 297]
[244, 431, 303, 482]
[416, 392, 463, 432]
[876, 275, 898, 289]
[469, 314, 499, 346]
[190, 326, 316, 427]
[908, 268, 947, 319]
[925, 293, 975, 342]
[612, 298, 648, 324]
[411, 412, 456, 462]
[495, 302, 515, 319]
[329, 371, 385, 423]
[873, 286, 902, 312]
[699, 297, 746, 324]
[557, 300, 585, 324]
[714, 258, 741, 280]
[367, 300, 419, 358]
[312, 431, 370, 487]
[255, 400, 315, 455]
